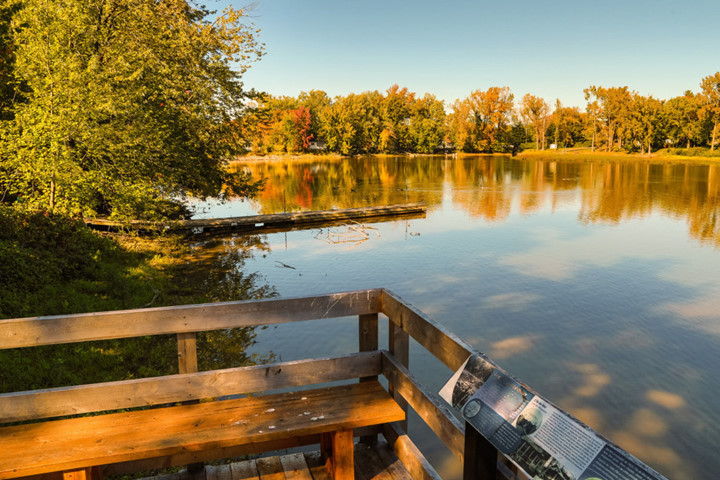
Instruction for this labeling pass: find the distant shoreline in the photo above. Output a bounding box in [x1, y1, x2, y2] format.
[231, 149, 720, 164]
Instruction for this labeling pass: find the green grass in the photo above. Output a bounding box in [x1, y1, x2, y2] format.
[0, 207, 275, 392]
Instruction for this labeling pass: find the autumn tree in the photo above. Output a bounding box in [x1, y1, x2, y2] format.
[0, 0, 263, 219]
[520, 94, 549, 150]
[700, 72, 720, 150]
[465, 87, 514, 152]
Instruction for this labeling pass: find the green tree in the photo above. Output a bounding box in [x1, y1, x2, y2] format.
[663, 92, 703, 148]
[408, 94, 446, 153]
[1, 0, 263, 219]
[627, 95, 664, 154]
[700, 72, 720, 150]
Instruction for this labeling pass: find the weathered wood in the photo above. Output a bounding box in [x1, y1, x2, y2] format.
[0, 352, 381, 423]
[206, 465, 232, 480]
[105, 435, 325, 477]
[0, 290, 383, 349]
[322, 430, 354, 480]
[368, 443, 413, 480]
[0, 381, 404, 479]
[177, 332, 199, 374]
[463, 422, 498, 480]
[388, 321, 409, 433]
[231, 461, 259, 480]
[380, 423, 442, 480]
[302, 453, 331, 480]
[256, 457, 286, 480]
[353, 443, 395, 480]
[84, 204, 427, 235]
[279, 454, 313, 480]
[380, 290, 472, 371]
[359, 312, 380, 444]
[381, 352, 465, 463]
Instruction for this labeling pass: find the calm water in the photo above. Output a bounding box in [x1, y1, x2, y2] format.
[191, 155, 720, 480]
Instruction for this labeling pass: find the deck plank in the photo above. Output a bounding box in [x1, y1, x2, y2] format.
[256, 457, 286, 480]
[302, 453, 331, 480]
[279, 454, 313, 480]
[230, 460, 259, 480]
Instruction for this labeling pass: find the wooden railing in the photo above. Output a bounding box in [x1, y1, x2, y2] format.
[0, 288, 644, 480]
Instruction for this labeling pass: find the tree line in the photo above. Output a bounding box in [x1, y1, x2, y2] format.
[242, 74, 720, 157]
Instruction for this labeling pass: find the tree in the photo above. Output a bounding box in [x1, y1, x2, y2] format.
[408, 94, 446, 153]
[0, 0, 264, 219]
[468, 87, 514, 152]
[700, 72, 720, 150]
[520, 94, 549, 150]
[627, 95, 663, 154]
[663, 92, 703, 148]
[584, 86, 601, 151]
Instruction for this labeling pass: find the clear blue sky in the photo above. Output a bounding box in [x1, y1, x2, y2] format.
[217, 0, 720, 110]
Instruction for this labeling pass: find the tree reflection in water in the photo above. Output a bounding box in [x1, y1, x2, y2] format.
[173, 234, 278, 371]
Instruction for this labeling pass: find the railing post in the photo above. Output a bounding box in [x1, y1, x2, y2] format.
[177, 332, 198, 374]
[359, 313, 379, 444]
[359, 313, 379, 381]
[177, 332, 203, 477]
[463, 421, 498, 480]
[388, 315, 409, 432]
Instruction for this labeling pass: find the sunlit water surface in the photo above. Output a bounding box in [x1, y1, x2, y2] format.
[190, 155, 720, 480]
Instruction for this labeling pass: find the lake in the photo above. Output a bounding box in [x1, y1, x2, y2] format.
[190, 154, 720, 480]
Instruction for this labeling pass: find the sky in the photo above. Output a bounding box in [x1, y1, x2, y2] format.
[216, 0, 720, 110]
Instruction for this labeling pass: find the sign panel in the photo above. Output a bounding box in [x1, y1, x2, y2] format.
[440, 355, 668, 480]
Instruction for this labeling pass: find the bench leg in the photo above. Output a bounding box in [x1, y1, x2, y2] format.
[62, 467, 102, 480]
[321, 429, 354, 480]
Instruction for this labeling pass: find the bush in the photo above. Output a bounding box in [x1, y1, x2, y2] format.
[662, 147, 720, 158]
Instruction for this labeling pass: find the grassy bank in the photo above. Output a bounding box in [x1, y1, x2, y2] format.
[518, 147, 720, 163]
[0, 208, 275, 392]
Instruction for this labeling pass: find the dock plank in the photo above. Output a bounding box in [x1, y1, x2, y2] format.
[84, 204, 426, 235]
[231, 460, 259, 480]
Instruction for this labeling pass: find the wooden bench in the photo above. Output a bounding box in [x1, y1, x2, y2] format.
[0, 380, 405, 480]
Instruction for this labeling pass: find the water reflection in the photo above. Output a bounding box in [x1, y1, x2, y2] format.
[207, 154, 720, 479]
[233, 155, 720, 246]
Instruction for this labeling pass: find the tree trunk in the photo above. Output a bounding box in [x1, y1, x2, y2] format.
[712, 120, 718, 151]
[49, 177, 56, 213]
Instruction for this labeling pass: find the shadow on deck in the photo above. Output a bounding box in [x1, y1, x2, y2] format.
[148, 443, 411, 480]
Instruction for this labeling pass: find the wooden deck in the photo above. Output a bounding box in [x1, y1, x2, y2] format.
[147, 443, 412, 480]
[84, 204, 427, 235]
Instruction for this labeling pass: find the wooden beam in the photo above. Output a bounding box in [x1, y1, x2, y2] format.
[85, 204, 427, 235]
[0, 352, 382, 423]
[0, 290, 383, 349]
[381, 423, 442, 480]
[380, 290, 472, 371]
[322, 430, 354, 480]
[381, 352, 465, 463]
[388, 319, 409, 433]
[463, 422, 498, 480]
[177, 332, 198, 374]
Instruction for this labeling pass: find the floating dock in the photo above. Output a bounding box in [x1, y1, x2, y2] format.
[85, 203, 427, 235]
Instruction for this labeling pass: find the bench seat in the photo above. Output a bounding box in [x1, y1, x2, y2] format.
[0, 381, 404, 480]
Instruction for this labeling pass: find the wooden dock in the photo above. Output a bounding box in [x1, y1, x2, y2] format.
[0, 289, 668, 480]
[85, 203, 427, 235]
